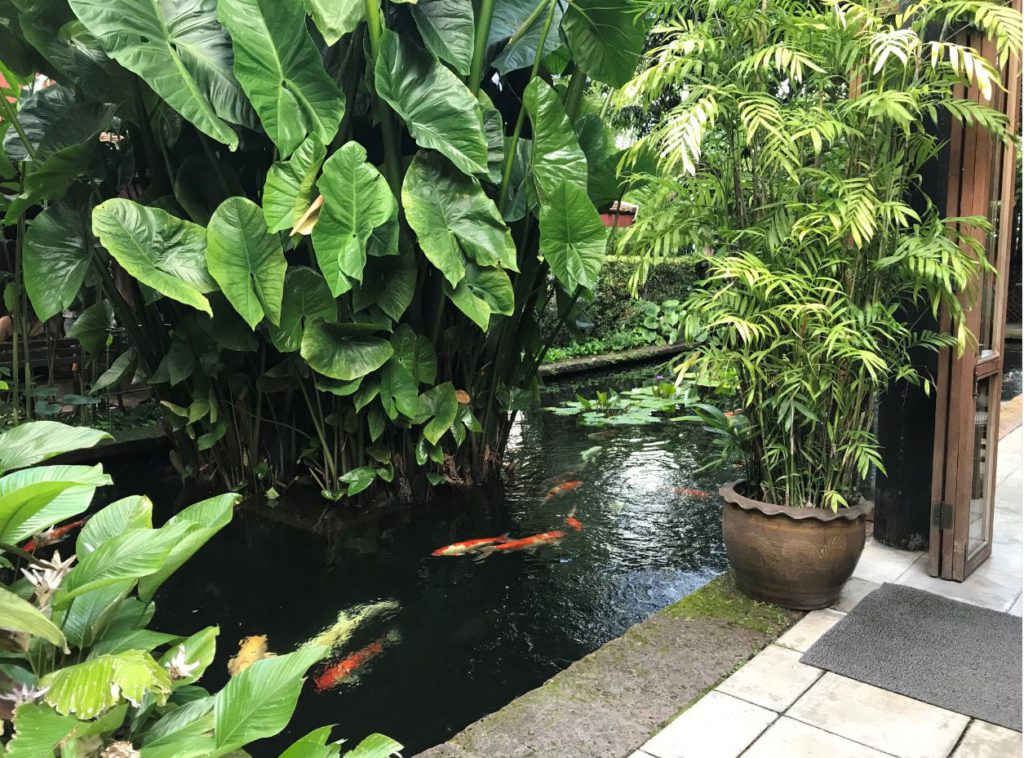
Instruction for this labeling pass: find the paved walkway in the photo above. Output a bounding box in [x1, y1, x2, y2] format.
[630, 427, 1023, 758]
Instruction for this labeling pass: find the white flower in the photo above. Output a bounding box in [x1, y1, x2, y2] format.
[0, 683, 48, 705]
[21, 551, 76, 605]
[165, 645, 200, 681]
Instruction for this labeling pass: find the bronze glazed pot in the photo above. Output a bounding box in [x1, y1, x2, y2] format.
[720, 481, 868, 610]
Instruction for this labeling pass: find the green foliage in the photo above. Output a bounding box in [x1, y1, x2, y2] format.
[0, 422, 399, 756]
[2, 0, 645, 500]
[620, 0, 1021, 509]
[547, 381, 696, 427]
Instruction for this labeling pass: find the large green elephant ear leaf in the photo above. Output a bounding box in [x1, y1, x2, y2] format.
[263, 135, 326, 233]
[206, 197, 287, 329]
[410, 0, 475, 77]
[561, 0, 645, 88]
[523, 78, 588, 199]
[403, 151, 517, 287]
[91, 198, 217, 316]
[268, 267, 336, 353]
[67, 0, 254, 150]
[353, 250, 416, 322]
[313, 141, 396, 296]
[0, 422, 110, 474]
[374, 28, 488, 177]
[2, 84, 73, 162]
[538, 180, 607, 292]
[443, 261, 514, 330]
[488, 0, 563, 75]
[300, 321, 394, 382]
[218, 0, 343, 156]
[23, 202, 92, 322]
[304, 0, 364, 46]
[575, 113, 621, 207]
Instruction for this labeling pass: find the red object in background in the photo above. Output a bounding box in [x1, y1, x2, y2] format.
[601, 201, 637, 228]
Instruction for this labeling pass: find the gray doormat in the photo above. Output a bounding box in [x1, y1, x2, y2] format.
[801, 583, 1022, 730]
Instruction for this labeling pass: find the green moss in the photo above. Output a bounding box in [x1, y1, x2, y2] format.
[660, 572, 801, 635]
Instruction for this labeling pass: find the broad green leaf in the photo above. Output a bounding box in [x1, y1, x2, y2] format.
[403, 151, 517, 287]
[539, 180, 606, 292]
[0, 586, 66, 649]
[206, 197, 287, 329]
[488, 0, 563, 75]
[42, 649, 172, 718]
[479, 91, 504, 184]
[158, 625, 218, 688]
[0, 464, 109, 544]
[212, 645, 327, 751]
[55, 521, 197, 609]
[576, 113, 621, 207]
[345, 733, 404, 758]
[561, 0, 645, 87]
[418, 383, 458, 445]
[90, 349, 137, 394]
[280, 725, 341, 758]
[303, 0, 363, 46]
[390, 324, 437, 384]
[68, 0, 253, 149]
[92, 199, 216, 316]
[140, 696, 217, 757]
[263, 135, 326, 233]
[78, 495, 153, 554]
[0, 421, 109, 474]
[379, 359, 418, 419]
[313, 141, 396, 296]
[67, 300, 113, 354]
[410, 0, 475, 77]
[88, 628, 179, 657]
[268, 267, 336, 353]
[138, 493, 238, 601]
[443, 262, 514, 330]
[23, 100, 113, 200]
[374, 28, 488, 176]
[59, 582, 137, 650]
[523, 78, 588, 199]
[7, 702, 127, 758]
[2, 84, 73, 162]
[341, 466, 376, 496]
[218, 0, 344, 156]
[300, 321, 393, 382]
[352, 250, 416, 322]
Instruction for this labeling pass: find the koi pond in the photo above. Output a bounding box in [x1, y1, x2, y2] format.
[105, 367, 730, 755]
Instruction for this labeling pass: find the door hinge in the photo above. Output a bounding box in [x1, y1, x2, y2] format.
[932, 502, 953, 530]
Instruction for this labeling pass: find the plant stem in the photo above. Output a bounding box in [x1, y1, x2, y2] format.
[468, 0, 497, 93]
[0, 94, 36, 160]
[363, 0, 404, 198]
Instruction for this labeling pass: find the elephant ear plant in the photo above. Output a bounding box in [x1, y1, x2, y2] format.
[0, 422, 400, 756]
[618, 0, 1021, 511]
[0, 0, 646, 500]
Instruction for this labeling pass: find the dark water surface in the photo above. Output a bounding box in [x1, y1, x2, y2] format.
[106, 368, 729, 755]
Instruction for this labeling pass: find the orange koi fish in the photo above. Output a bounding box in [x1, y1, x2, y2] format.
[431, 534, 510, 557]
[314, 636, 390, 692]
[21, 518, 87, 552]
[475, 530, 567, 558]
[565, 515, 583, 532]
[544, 480, 582, 502]
[673, 488, 711, 500]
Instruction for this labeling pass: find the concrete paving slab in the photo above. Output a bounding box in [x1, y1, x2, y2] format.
[832, 577, 881, 612]
[741, 716, 893, 758]
[896, 559, 1020, 612]
[853, 539, 922, 584]
[717, 644, 822, 711]
[1010, 595, 1021, 616]
[775, 608, 846, 653]
[641, 691, 776, 758]
[788, 673, 970, 758]
[951, 719, 1023, 758]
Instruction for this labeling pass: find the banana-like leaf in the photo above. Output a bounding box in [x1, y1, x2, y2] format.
[442, 262, 514, 330]
[158, 624, 218, 688]
[344, 733, 404, 758]
[403, 151, 517, 287]
[561, 0, 645, 87]
[522, 78, 587, 199]
[91, 198, 217, 316]
[0, 586, 66, 649]
[280, 725, 340, 758]
[58, 582, 137, 650]
[212, 645, 328, 752]
[268, 267, 336, 353]
[303, 0, 363, 46]
[68, 0, 253, 149]
[206, 197, 287, 329]
[7, 702, 127, 758]
[87, 628, 179, 658]
[374, 28, 488, 177]
[0, 421, 110, 474]
[218, 0, 343, 156]
[410, 0, 475, 77]
[313, 141, 396, 296]
[77, 495, 153, 554]
[263, 135, 326, 233]
[139, 695, 216, 757]
[300, 321, 394, 382]
[137, 493, 238, 602]
[538, 180, 607, 292]
[390, 324, 437, 384]
[352, 249, 416, 322]
[42, 649, 172, 718]
[0, 464, 109, 544]
[488, 0, 563, 75]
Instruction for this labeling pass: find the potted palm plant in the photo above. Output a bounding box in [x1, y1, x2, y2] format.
[618, 0, 1020, 607]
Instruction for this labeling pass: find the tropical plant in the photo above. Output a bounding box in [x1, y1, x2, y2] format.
[618, 0, 1021, 509]
[0, 421, 401, 756]
[0, 0, 646, 501]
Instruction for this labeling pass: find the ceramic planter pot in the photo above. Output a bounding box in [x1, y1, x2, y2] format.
[720, 481, 868, 610]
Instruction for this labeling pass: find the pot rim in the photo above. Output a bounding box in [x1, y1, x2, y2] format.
[720, 480, 870, 522]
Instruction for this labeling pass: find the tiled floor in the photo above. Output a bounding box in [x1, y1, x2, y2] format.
[630, 427, 1023, 758]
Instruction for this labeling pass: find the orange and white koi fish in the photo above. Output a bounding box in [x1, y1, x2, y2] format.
[431, 534, 510, 557]
[475, 530, 567, 559]
[314, 631, 399, 692]
[21, 518, 87, 552]
[564, 515, 583, 532]
[543, 480, 582, 502]
[673, 487, 711, 499]
[227, 635, 276, 676]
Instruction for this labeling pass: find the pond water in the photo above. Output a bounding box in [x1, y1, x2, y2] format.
[105, 367, 730, 755]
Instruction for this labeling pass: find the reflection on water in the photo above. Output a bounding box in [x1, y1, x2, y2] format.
[110, 368, 729, 755]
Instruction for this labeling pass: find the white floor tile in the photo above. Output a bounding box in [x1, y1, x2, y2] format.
[832, 577, 881, 613]
[853, 539, 923, 584]
[741, 716, 893, 758]
[716, 645, 823, 711]
[775, 609, 846, 653]
[896, 558, 1020, 612]
[951, 719, 1023, 758]
[641, 691, 776, 758]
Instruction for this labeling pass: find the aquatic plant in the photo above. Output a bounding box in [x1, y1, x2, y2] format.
[617, 0, 1021, 509]
[547, 382, 697, 426]
[0, 421, 400, 756]
[0, 0, 646, 502]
